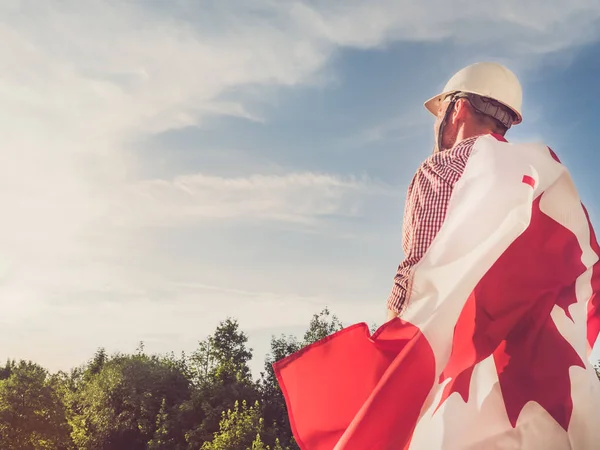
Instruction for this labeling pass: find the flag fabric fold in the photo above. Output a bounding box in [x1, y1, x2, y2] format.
[273, 135, 600, 450]
[275, 320, 435, 450]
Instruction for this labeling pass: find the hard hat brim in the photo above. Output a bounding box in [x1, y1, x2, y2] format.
[424, 93, 445, 117]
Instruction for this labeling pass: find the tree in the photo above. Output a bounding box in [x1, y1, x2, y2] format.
[302, 307, 344, 345]
[0, 309, 353, 449]
[87, 348, 107, 378]
[147, 398, 170, 450]
[200, 399, 289, 450]
[188, 318, 253, 385]
[182, 318, 260, 448]
[0, 360, 72, 449]
[0, 360, 15, 381]
[201, 400, 266, 450]
[65, 352, 191, 450]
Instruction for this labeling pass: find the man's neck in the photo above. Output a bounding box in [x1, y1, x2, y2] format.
[455, 124, 490, 145]
[446, 125, 491, 150]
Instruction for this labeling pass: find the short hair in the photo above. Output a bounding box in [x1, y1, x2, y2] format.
[462, 94, 515, 136]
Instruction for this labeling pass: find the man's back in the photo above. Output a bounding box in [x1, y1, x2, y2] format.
[400, 133, 600, 449]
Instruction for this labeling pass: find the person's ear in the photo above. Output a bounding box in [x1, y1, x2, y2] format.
[451, 98, 469, 123]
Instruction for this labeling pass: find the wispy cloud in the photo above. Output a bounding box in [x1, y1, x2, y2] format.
[352, 113, 432, 146]
[115, 172, 397, 226]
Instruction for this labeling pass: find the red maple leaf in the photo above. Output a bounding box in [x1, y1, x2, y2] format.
[438, 194, 588, 430]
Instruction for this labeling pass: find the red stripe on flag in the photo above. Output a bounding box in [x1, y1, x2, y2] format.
[548, 147, 561, 163]
[491, 132, 508, 142]
[522, 175, 535, 188]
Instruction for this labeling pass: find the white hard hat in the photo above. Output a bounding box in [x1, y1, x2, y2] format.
[424, 62, 523, 125]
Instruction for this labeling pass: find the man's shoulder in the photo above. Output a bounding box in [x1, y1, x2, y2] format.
[426, 136, 478, 163]
[470, 134, 562, 166]
[418, 135, 480, 181]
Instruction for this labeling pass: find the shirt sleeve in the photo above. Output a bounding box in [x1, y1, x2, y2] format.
[386, 157, 463, 315]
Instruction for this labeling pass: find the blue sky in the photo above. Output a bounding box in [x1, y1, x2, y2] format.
[1, 1, 600, 377]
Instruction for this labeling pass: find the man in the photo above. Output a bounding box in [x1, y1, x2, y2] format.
[387, 61, 523, 321]
[274, 62, 600, 449]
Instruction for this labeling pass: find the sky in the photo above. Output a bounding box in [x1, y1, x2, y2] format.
[1, 1, 600, 378]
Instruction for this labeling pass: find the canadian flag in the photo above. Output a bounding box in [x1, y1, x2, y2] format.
[273, 135, 600, 450]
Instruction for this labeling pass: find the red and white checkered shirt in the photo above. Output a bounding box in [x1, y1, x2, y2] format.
[387, 135, 480, 315]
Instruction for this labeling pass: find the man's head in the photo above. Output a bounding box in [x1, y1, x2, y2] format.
[425, 62, 523, 152]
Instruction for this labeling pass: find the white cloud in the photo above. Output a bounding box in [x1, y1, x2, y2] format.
[113, 172, 397, 227]
[351, 112, 433, 146]
[1, 0, 599, 370]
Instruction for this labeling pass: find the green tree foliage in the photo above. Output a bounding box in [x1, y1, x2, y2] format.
[189, 318, 253, 384]
[182, 318, 260, 448]
[5, 306, 571, 449]
[301, 307, 344, 345]
[0, 360, 16, 381]
[87, 348, 107, 378]
[201, 400, 266, 450]
[2, 313, 339, 449]
[0, 361, 72, 449]
[201, 399, 290, 450]
[65, 352, 191, 450]
[147, 398, 170, 450]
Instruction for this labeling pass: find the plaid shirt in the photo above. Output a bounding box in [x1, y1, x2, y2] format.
[387, 136, 480, 315]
